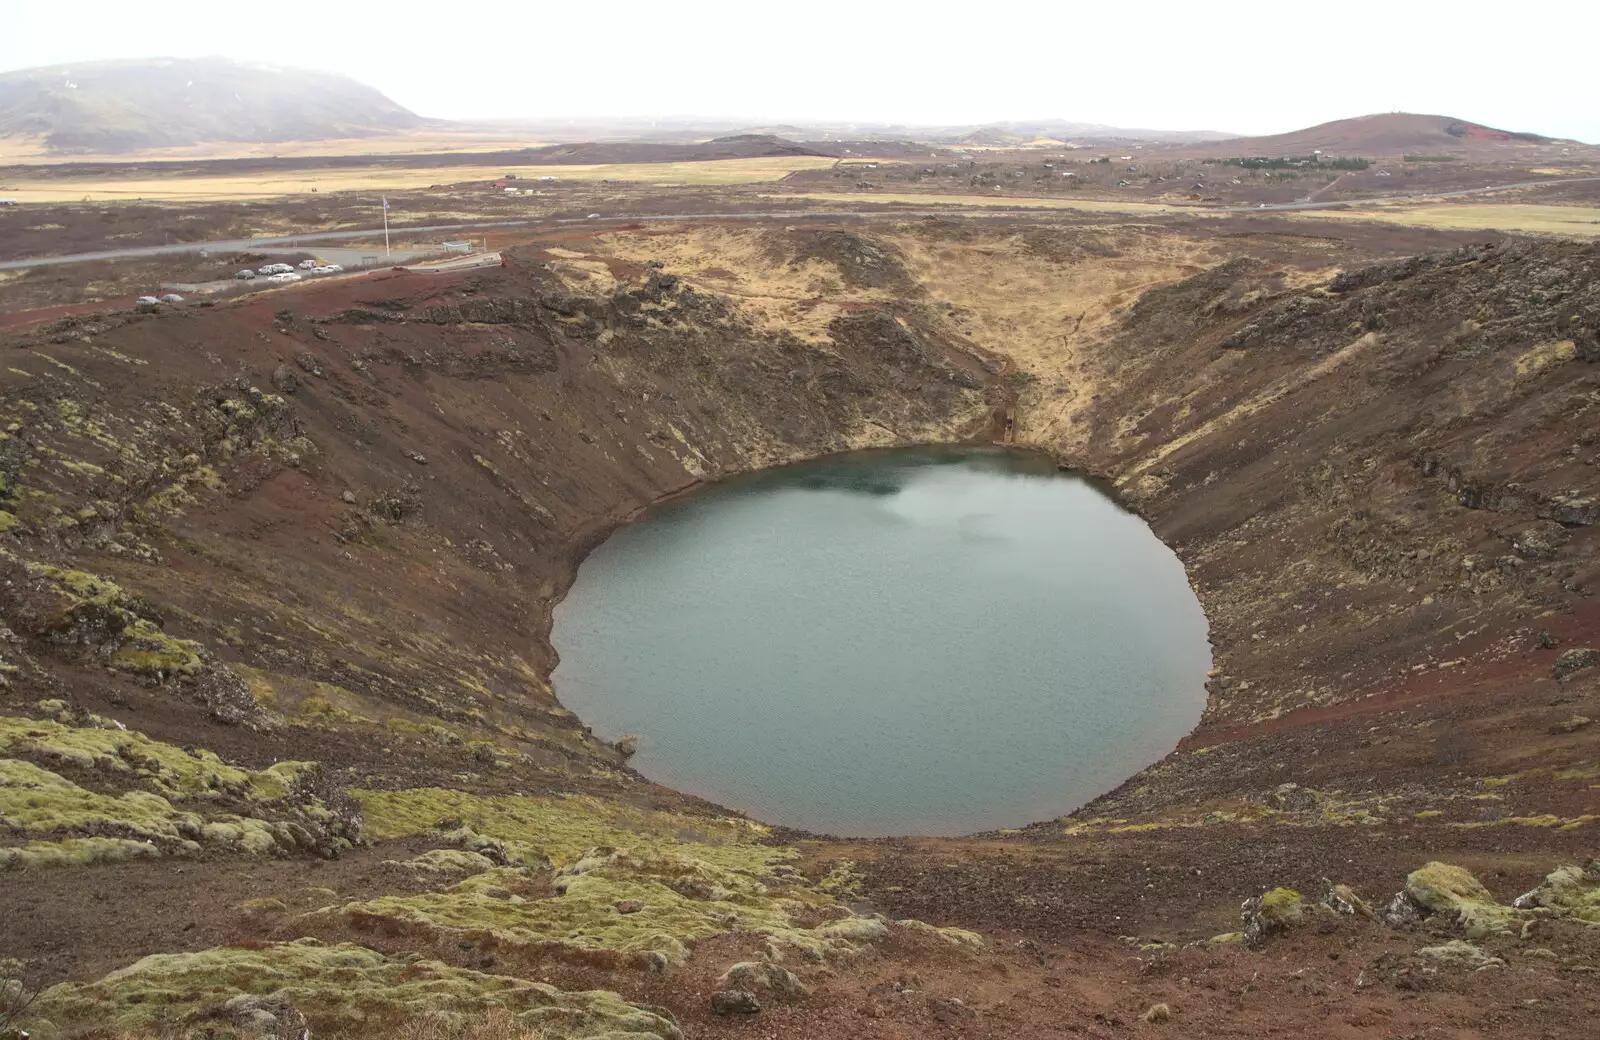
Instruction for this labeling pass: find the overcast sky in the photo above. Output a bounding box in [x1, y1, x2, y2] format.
[4, 0, 1596, 141]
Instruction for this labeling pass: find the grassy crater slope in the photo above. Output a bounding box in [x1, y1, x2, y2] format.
[0, 218, 1597, 1038]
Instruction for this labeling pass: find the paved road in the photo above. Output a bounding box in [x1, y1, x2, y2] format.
[4, 175, 1598, 272]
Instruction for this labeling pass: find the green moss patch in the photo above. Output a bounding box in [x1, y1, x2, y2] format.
[325, 793, 925, 971]
[354, 787, 777, 872]
[0, 714, 307, 802]
[324, 844, 884, 970]
[14, 558, 206, 679]
[29, 939, 683, 1039]
[1, 716, 354, 869]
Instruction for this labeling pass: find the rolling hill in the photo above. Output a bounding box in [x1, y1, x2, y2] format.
[0, 57, 425, 153]
[1202, 112, 1570, 156]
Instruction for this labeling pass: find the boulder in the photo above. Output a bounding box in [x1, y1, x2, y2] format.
[270, 365, 299, 394]
[1512, 520, 1569, 560]
[201, 995, 309, 1039]
[710, 990, 761, 1016]
[1512, 859, 1600, 923]
[1143, 1003, 1172, 1023]
[1387, 862, 1525, 938]
[1552, 648, 1600, 680]
[1267, 782, 1320, 812]
[1318, 879, 1374, 918]
[718, 961, 808, 1001]
[1241, 887, 1304, 946]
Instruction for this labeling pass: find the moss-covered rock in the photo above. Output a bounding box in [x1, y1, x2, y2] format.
[1512, 859, 1600, 924]
[9, 559, 205, 680]
[0, 716, 355, 869]
[1393, 861, 1526, 938]
[1414, 939, 1505, 969]
[401, 849, 499, 875]
[717, 961, 808, 1000]
[1241, 887, 1304, 946]
[0, 714, 303, 801]
[894, 918, 986, 949]
[29, 939, 683, 1039]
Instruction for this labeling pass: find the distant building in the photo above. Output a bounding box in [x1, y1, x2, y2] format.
[442, 241, 472, 254]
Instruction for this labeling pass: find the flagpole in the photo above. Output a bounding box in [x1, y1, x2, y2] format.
[382, 196, 390, 256]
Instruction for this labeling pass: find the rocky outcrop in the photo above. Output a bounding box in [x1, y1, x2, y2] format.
[1417, 454, 1600, 527]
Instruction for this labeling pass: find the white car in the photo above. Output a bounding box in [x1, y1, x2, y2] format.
[134, 296, 161, 310]
[312, 266, 337, 274]
[236, 269, 256, 280]
[297, 260, 318, 270]
[267, 272, 302, 284]
[260, 263, 293, 275]
[159, 294, 184, 304]
[323, 264, 343, 273]
[586, 213, 602, 219]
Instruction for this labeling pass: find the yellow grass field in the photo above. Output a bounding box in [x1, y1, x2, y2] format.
[1299, 202, 1600, 237]
[768, 191, 1192, 214]
[2, 156, 844, 203]
[779, 191, 1600, 239]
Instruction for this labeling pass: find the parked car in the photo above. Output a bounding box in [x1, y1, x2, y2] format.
[323, 264, 343, 273]
[236, 269, 256, 280]
[312, 266, 336, 274]
[297, 260, 318, 270]
[267, 272, 302, 284]
[259, 263, 292, 275]
[134, 296, 161, 310]
[586, 213, 602, 219]
[159, 294, 184, 304]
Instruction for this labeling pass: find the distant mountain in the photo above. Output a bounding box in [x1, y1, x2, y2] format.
[1203, 113, 1569, 156]
[0, 57, 425, 153]
[473, 116, 1235, 148]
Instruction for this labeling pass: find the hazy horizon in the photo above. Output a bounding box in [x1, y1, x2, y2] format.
[4, 0, 1596, 143]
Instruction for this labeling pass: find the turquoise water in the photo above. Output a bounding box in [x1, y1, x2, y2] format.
[550, 447, 1210, 837]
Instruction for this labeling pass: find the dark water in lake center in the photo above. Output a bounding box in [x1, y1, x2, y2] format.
[551, 447, 1211, 837]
